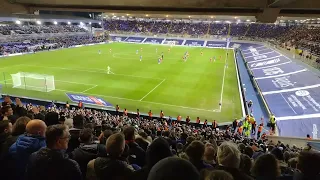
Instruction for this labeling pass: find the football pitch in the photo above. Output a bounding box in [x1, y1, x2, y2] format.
[0, 43, 243, 123]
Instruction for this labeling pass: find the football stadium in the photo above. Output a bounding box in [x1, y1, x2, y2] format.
[1, 0, 320, 180]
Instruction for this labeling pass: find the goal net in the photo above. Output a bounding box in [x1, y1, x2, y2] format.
[11, 72, 55, 92]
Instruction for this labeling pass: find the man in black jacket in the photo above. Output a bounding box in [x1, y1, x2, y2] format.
[123, 126, 146, 167]
[87, 133, 134, 180]
[26, 124, 82, 180]
[71, 128, 106, 179]
[67, 114, 84, 153]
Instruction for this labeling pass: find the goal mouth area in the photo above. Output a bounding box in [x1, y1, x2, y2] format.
[10, 72, 55, 92]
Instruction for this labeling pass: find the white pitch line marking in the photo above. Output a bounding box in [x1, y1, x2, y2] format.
[280, 93, 297, 115]
[139, 79, 166, 101]
[81, 85, 98, 93]
[219, 51, 228, 112]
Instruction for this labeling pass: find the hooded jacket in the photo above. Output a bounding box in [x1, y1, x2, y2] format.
[9, 134, 46, 180]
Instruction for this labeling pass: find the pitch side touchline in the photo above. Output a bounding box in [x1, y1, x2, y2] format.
[139, 79, 166, 101]
[219, 51, 228, 112]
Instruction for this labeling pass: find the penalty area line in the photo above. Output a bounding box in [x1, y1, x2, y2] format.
[139, 79, 166, 101]
[81, 85, 98, 93]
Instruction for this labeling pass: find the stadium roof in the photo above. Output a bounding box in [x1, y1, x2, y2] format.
[2, 0, 320, 23]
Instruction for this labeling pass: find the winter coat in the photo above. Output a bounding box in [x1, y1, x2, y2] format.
[26, 147, 82, 180]
[9, 134, 46, 180]
[86, 156, 134, 180]
[71, 143, 107, 179]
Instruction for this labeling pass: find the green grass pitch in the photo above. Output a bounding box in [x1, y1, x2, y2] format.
[0, 43, 243, 123]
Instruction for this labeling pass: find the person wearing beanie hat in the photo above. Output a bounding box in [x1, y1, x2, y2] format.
[147, 157, 200, 180]
[133, 137, 172, 180]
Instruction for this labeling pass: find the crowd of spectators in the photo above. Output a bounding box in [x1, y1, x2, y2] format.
[0, 95, 319, 180]
[0, 24, 87, 35]
[0, 35, 106, 55]
[103, 19, 320, 58]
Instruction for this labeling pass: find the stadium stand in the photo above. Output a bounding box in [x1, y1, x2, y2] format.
[1, 14, 320, 180]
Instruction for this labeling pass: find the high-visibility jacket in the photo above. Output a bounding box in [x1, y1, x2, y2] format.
[213, 121, 217, 128]
[258, 125, 263, 132]
[238, 126, 243, 134]
[270, 115, 276, 123]
[177, 115, 181, 121]
[124, 110, 128, 116]
[148, 112, 152, 117]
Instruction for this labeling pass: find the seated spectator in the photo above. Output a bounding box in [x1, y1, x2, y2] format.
[44, 111, 59, 126]
[294, 151, 320, 180]
[251, 154, 280, 180]
[86, 133, 134, 180]
[68, 114, 84, 153]
[204, 170, 234, 180]
[147, 157, 200, 180]
[26, 124, 82, 180]
[9, 119, 47, 180]
[71, 128, 106, 179]
[215, 141, 253, 180]
[186, 140, 212, 172]
[133, 137, 172, 180]
[123, 125, 146, 167]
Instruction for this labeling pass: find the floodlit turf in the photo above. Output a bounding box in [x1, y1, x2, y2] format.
[0, 43, 243, 123]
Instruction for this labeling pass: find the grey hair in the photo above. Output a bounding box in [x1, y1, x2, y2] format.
[217, 141, 241, 168]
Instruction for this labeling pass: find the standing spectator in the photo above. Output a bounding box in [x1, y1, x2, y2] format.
[44, 111, 59, 126]
[239, 154, 252, 177]
[185, 140, 212, 172]
[203, 143, 217, 167]
[9, 120, 47, 180]
[147, 157, 200, 180]
[251, 154, 280, 180]
[86, 133, 133, 180]
[294, 151, 320, 180]
[26, 124, 82, 180]
[32, 106, 45, 120]
[68, 114, 84, 153]
[212, 120, 218, 132]
[248, 100, 253, 108]
[204, 170, 234, 180]
[71, 128, 106, 179]
[0, 116, 30, 158]
[0, 120, 13, 156]
[215, 142, 253, 180]
[123, 125, 146, 167]
[133, 137, 172, 180]
[257, 123, 263, 139]
[1, 105, 16, 123]
[2, 96, 16, 110]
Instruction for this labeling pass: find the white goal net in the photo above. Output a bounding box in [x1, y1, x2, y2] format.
[11, 72, 55, 92]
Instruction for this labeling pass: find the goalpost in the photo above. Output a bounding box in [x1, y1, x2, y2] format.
[11, 72, 55, 92]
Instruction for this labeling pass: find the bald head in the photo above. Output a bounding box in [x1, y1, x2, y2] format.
[26, 119, 47, 137]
